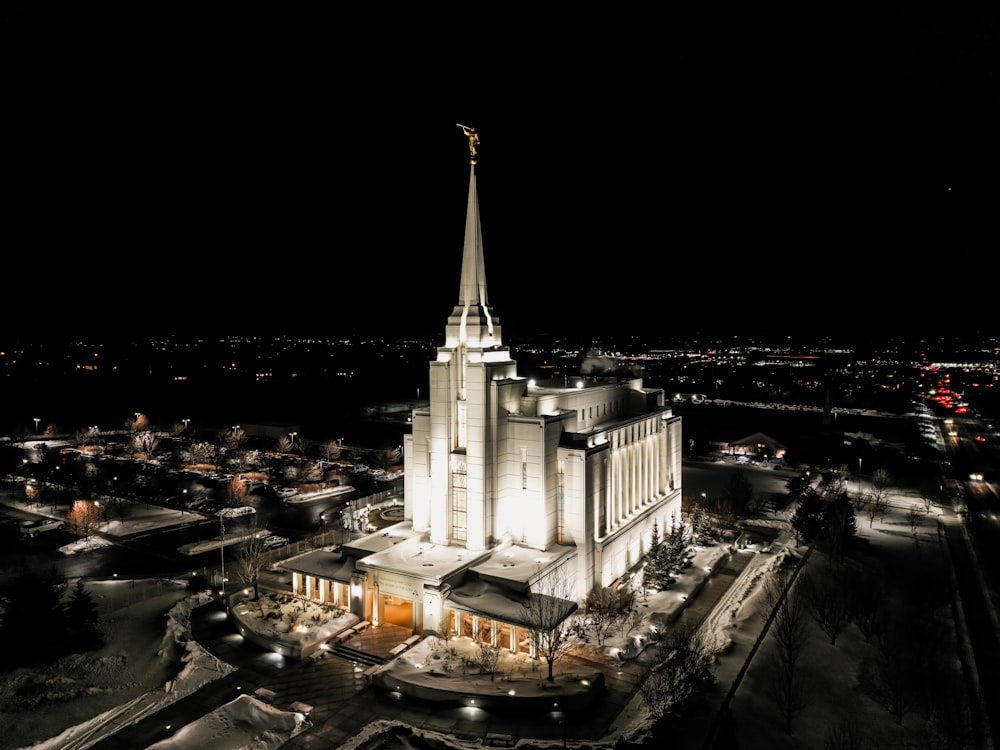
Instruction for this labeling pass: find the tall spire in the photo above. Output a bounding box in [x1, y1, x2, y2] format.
[454, 124, 494, 338]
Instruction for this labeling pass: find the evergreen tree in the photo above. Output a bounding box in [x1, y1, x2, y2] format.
[645, 519, 672, 590]
[791, 487, 826, 544]
[65, 579, 103, 651]
[0, 566, 69, 668]
[785, 473, 810, 500]
[822, 492, 857, 565]
[721, 470, 754, 516]
[663, 514, 693, 576]
[690, 507, 715, 546]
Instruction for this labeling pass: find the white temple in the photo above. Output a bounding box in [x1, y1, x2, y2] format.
[283, 130, 683, 650]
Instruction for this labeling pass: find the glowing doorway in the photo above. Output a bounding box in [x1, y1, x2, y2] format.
[381, 594, 413, 628]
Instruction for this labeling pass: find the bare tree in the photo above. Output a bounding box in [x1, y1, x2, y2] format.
[762, 569, 809, 735]
[918, 478, 940, 514]
[905, 507, 924, 537]
[582, 585, 634, 645]
[857, 617, 915, 725]
[210, 429, 232, 469]
[227, 425, 248, 469]
[639, 620, 715, 720]
[928, 671, 975, 750]
[132, 431, 159, 465]
[802, 568, 851, 645]
[68, 499, 102, 539]
[477, 641, 502, 680]
[848, 570, 885, 644]
[233, 516, 268, 601]
[103, 493, 132, 525]
[818, 467, 848, 500]
[823, 721, 865, 750]
[220, 476, 250, 508]
[318, 440, 343, 462]
[864, 468, 893, 528]
[522, 564, 578, 682]
[383, 444, 402, 467]
[298, 461, 324, 483]
[74, 427, 93, 449]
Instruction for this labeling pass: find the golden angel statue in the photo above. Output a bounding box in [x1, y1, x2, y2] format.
[457, 123, 479, 157]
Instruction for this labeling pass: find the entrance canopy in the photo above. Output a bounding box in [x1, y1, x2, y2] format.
[446, 542, 579, 629]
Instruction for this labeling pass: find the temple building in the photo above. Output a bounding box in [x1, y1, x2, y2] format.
[281, 130, 683, 652]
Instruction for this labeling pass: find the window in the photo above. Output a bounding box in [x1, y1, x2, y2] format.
[452, 469, 467, 542]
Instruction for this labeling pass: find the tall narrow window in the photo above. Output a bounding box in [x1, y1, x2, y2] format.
[452, 466, 467, 542]
[456, 400, 467, 449]
[557, 460, 565, 544]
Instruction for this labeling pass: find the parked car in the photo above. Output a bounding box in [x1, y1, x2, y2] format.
[262, 535, 289, 549]
[19, 518, 65, 538]
[190, 499, 221, 514]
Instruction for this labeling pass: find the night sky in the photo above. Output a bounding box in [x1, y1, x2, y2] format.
[5, 5, 998, 343]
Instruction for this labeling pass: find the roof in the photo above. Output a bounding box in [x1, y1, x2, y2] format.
[355, 525, 486, 586]
[729, 432, 786, 450]
[447, 575, 578, 630]
[279, 547, 360, 583]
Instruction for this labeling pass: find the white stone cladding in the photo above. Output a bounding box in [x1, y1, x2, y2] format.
[359, 155, 683, 634]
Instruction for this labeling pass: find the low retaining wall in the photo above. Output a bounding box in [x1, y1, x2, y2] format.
[371, 669, 605, 711]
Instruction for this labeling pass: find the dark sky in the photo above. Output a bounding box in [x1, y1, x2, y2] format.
[5, 5, 998, 344]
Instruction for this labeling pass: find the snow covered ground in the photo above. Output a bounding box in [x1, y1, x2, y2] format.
[1, 485, 976, 750]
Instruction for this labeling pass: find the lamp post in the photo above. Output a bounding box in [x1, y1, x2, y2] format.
[33, 417, 40, 434]
[858, 458, 862, 497]
[219, 514, 227, 609]
[290, 432, 297, 451]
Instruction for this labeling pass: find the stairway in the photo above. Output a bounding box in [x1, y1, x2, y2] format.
[325, 642, 387, 667]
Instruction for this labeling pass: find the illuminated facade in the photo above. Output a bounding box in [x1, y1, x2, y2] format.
[283, 140, 683, 644]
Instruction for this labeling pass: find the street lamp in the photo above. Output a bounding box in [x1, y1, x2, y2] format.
[33, 417, 40, 434]
[289, 432, 297, 451]
[182, 418, 190, 433]
[219, 514, 227, 609]
[857, 458, 862, 497]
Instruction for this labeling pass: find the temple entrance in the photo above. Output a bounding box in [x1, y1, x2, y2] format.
[381, 594, 413, 628]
